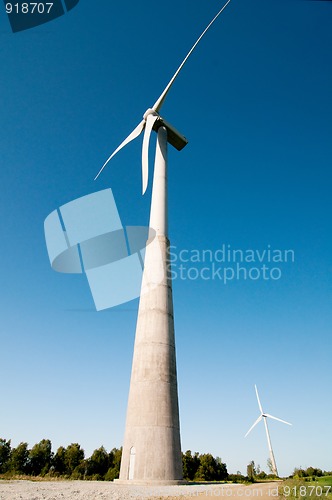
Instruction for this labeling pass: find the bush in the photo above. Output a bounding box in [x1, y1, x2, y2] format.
[105, 467, 119, 481]
[228, 473, 246, 483]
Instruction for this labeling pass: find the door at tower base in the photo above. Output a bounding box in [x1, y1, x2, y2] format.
[128, 447, 136, 480]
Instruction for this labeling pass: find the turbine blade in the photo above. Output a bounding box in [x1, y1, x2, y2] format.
[245, 415, 262, 438]
[152, 0, 232, 113]
[94, 119, 145, 180]
[265, 413, 292, 426]
[141, 113, 159, 195]
[255, 385, 263, 414]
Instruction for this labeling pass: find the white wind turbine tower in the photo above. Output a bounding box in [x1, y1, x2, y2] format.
[95, 1, 232, 484]
[245, 385, 292, 477]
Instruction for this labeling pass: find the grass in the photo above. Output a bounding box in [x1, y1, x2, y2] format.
[313, 477, 332, 487]
[279, 476, 332, 499]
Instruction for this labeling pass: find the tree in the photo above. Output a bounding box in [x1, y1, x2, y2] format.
[215, 456, 228, 481]
[182, 450, 200, 480]
[53, 446, 66, 475]
[105, 447, 122, 481]
[293, 467, 306, 478]
[306, 467, 323, 478]
[195, 453, 219, 481]
[182, 452, 227, 482]
[10, 442, 29, 474]
[28, 439, 52, 476]
[87, 446, 109, 478]
[64, 443, 84, 476]
[70, 460, 87, 480]
[247, 461, 256, 482]
[0, 438, 11, 473]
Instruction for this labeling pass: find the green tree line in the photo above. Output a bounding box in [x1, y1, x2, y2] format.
[0, 438, 121, 480]
[0, 438, 228, 481]
[292, 467, 327, 479]
[245, 460, 331, 483]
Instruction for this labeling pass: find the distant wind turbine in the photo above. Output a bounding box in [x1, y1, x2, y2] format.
[245, 385, 292, 477]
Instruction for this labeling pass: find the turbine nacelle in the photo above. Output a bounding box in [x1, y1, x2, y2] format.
[143, 108, 188, 151]
[153, 115, 188, 152]
[94, 106, 187, 195]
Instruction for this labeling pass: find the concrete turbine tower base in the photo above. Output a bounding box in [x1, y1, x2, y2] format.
[116, 127, 185, 485]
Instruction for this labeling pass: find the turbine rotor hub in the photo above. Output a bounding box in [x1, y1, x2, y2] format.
[143, 108, 158, 121]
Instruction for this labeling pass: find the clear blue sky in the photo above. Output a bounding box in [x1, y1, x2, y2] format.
[0, 0, 331, 477]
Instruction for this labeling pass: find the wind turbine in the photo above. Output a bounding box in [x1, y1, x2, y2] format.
[245, 385, 292, 477]
[95, 0, 232, 194]
[95, 1, 233, 485]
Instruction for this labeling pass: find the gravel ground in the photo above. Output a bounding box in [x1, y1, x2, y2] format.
[0, 480, 282, 500]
